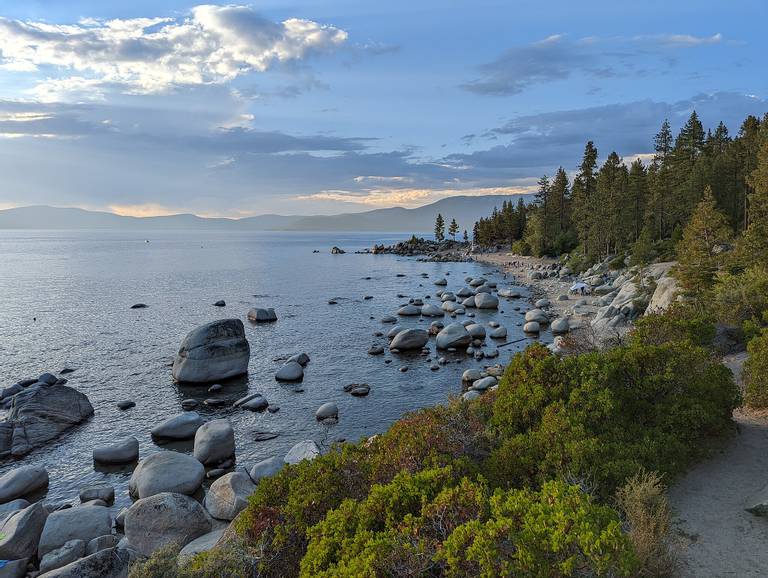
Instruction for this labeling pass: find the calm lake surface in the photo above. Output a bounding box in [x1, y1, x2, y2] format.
[0, 230, 546, 509]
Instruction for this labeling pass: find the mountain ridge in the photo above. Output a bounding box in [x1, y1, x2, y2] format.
[0, 195, 532, 233]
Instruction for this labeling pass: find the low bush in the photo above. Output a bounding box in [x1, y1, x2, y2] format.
[744, 327, 768, 408]
[712, 265, 768, 331]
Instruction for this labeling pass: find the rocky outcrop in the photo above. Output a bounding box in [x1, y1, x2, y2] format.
[172, 319, 250, 384]
[0, 385, 93, 458]
[124, 492, 211, 557]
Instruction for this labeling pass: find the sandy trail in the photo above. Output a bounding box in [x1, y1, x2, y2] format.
[669, 353, 768, 577]
[477, 250, 768, 577]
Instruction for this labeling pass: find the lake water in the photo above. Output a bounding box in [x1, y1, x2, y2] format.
[0, 230, 546, 510]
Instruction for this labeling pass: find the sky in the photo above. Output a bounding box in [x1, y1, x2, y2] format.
[0, 0, 765, 217]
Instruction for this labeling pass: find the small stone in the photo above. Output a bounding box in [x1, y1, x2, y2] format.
[116, 400, 135, 410]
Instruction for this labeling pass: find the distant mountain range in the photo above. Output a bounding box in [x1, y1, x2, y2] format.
[0, 194, 532, 233]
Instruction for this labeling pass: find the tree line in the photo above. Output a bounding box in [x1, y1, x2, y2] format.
[472, 111, 768, 266]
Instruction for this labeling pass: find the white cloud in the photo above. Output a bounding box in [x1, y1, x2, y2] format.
[296, 185, 536, 208]
[0, 5, 348, 98]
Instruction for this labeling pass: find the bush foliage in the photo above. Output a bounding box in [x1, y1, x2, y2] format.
[140, 315, 737, 578]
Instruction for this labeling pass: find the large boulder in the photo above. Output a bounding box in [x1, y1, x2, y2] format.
[646, 272, 680, 314]
[128, 451, 205, 500]
[37, 546, 130, 578]
[124, 492, 211, 557]
[436, 322, 471, 349]
[420, 304, 444, 317]
[390, 329, 429, 351]
[0, 465, 49, 503]
[0, 501, 47, 559]
[150, 412, 204, 440]
[284, 440, 320, 464]
[172, 319, 250, 384]
[1, 386, 93, 458]
[474, 292, 499, 309]
[204, 471, 255, 521]
[193, 419, 235, 466]
[247, 308, 277, 323]
[248, 456, 285, 483]
[92, 436, 139, 464]
[38, 505, 112, 558]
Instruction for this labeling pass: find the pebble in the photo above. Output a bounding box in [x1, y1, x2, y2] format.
[116, 400, 135, 410]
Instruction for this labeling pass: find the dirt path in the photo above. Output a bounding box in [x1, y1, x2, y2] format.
[669, 353, 768, 577]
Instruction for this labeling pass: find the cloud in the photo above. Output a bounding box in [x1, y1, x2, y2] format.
[463, 33, 725, 96]
[0, 5, 347, 97]
[296, 185, 536, 208]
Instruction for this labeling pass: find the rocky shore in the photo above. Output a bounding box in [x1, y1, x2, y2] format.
[370, 237, 472, 262]
[0, 249, 543, 577]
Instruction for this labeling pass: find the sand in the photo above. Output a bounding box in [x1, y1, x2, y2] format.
[478, 250, 768, 577]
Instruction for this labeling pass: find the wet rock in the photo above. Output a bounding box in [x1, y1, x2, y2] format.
[288, 353, 311, 366]
[130, 303, 147, 309]
[193, 419, 235, 466]
[248, 308, 277, 323]
[368, 345, 385, 355]
[79, 485, 114, 505]
[523, 321, 540, 333]
[234, 393, 268, 411]
[315, 402, 339, 421]
[116, 400, 135, 411]
[172, 319, 250, 384]
[420, 303, 444, 317]
[524, 309, 548, 324]
[490, 326, 507, 339]
[474, 292, 499, 309]
[397, 304, 421, 316]
[181, 399, 199, 411]
[390, 328, 429, 351]
[436, 322, 471, 349]
[275, 361, 304, 382]
[128, 452, 204, 500]
[150, 412, 204, 440]
[213, 300, 226, 307]
[0, 465, 49, 503]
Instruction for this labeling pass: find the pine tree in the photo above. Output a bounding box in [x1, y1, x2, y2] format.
[675, 186, 733, 294]
[741, 137, 768, 266]
[448, 218, 459, 241]
[571, 141, 598, 257]
[627, 159, 648, 243]
[434, 213, 445, 242]
[463, 229, 468, 243]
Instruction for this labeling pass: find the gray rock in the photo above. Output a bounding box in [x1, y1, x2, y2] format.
[0, 558, 27, 578]
[490, 326, 507, 339]
[524, 308, 548, 323]
[474, 292, 499, 309]
[150, 412, 204, 440]
[37, 546, 130, 578]
[79, 485, 114, 505]
[551, 318, 570, 334]
[441, 301, 464, 313]
[181, 399, 199, 410]
[238, 394, 269, 411]
[420, 304, 444, 317]
[177, 528, 225, 565]
[204, 471, 255, 521]
[461, 296, 476, 308]
[466, 324, 486, 339]
[523, 321, 540, 333]
[368, 345, 385, 355]
[0, 465, 49, 503]
[85, 534, 119, 556]
[288, 352, 310, 366]
[469, 277, 486, 287]
[456, 287, 473, 297]
[248, 456, 285, 483]
[128, 451, 205, 500]
[124, 492, 211, 557]
[440, 292, 457, 302]
[38, 373, 58, 385]
[275, 361, 304, 382]
[397, 304, 421, 316]
[247, 308, 277, 323]
[39, 540, 85, 574]
[436, 322, 471, 350]
[535, 298, 551, 308]
[93, 437, 138, 464]
[462, 390, 481, 401]
[1, 386, 93, 458]
[315, 402, 339, 421]
[194, 419, 235, 466]
[0, 498, 29, 515]
[474, 284, 493, 294]
[471, 376, 498, 391]
[434, 278, 448, 286]
[172, 319, 250, 384]
[0, 501, 47, 559]
[387, 325, 403, 339]
[390, 329, 429, 351]
[284, 440, 320, 464]
[380, 315, 397, 323]
[38, 505, 111, 558]
[462, 369, 482, 383]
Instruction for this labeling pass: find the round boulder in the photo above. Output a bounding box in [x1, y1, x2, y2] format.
[194, 419, 235, 466]
[551, 318, 570, 334]
[524, 308, 548, 324]
[474, 293, 499, 309]
[523, 321, 541, 333]
[420, 304, 444, 317]
[284, 440, 320, 465]
[390, 328, 429, 351]
[248, 456, 285, 483]
[275, 361, 304, 382]
[0, 465, 49, 503]
[128, 451, 204, 500]
[172, 319, 250, 383]
[93, 436, 138, 464]
[436, 322, 471, 349]
[204, 471, 255, 521]
[150, 412, 204, 440]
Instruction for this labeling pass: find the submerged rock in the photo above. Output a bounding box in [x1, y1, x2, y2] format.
[275, 361, 304, 382]
[315, 402, 339, 421]
[172, 319, 250, 384]
[93, 436, 139, 464]
[248, 308, 277, 323]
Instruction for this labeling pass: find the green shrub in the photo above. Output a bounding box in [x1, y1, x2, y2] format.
[511, 239, 531, 255]
[485, 342, 738, 495]
[630, 304, 716, 349]
[744, 328, 768, 408]
[712, 265, 768, 331]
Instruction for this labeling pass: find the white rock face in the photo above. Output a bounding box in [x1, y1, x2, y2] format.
[172, 319, 250, 383]
[390, 329, 429, 351]
[284, 440, 320, 464]
[124, 492, 211, 557]
[128, 451, 205, 500]
[204, 471, 255, 521]
[646, 270, 680, 314]
[193, 419, 235, 466]
[436, 322, 471, 349]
